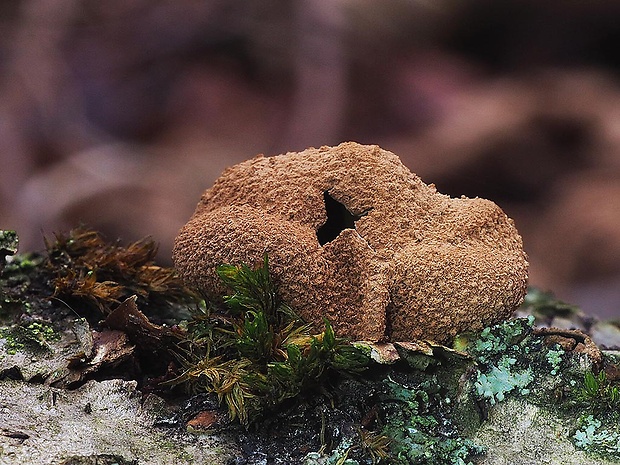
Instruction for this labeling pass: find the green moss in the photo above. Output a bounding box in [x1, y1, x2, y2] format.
[172, 256, 487, 463]
[0, 321, 60, 354]
[579, 371, 620, 406]
[168, 255, 368, 425]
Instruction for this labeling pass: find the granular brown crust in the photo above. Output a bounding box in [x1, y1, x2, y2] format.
[173, 142, 528, 343]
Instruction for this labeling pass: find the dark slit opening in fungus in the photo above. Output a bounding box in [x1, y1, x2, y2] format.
[317, 191, 362, 245]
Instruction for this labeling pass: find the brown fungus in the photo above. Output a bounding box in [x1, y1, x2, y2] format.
[173, 142, 528, 343]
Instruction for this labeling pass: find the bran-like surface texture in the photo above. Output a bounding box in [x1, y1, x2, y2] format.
[173, 142, 528, 342]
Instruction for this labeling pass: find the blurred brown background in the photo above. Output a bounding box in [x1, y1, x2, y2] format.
[1, 1, 620, 318]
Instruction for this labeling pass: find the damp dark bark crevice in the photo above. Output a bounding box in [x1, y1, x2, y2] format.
[317, 191, 362, 245]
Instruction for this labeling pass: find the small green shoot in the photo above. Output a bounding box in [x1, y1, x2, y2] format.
[581, 371, 620, 406]
[216, 255, 279, 319]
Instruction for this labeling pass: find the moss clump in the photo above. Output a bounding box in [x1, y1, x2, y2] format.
[0, 320, 60, 355]
[44, 226, 194, 314]
[579, 371, 620, 405]
[1, 228, 195, 330]
[566, 370, 620, 460]
[168, 255, 368, 425]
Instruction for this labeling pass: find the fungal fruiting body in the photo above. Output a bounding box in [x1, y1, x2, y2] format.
[173, 142, 528, 343]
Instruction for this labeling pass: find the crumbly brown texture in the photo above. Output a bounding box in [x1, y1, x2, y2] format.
[173, 142, 528, 343]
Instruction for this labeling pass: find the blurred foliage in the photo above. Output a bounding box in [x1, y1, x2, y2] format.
[520, 288, 582, 319]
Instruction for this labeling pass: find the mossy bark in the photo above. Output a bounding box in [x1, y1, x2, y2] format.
[2, 229, 620, 465]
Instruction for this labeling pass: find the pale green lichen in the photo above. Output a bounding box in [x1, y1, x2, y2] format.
[573, 415, 620, 458]
[462, 317, 535, 406]
[546, 346, 565, 376]
[304, 363, 485, 465]
[469, 316, 534, 357]
[303, 438, 359, 465]
[475, 356, 532, 405]
[379, 376, 484, 465]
